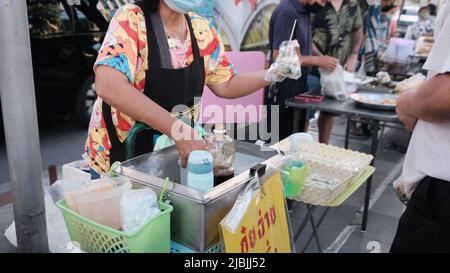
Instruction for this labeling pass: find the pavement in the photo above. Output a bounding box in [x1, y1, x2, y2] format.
[0, 115, 409, 253]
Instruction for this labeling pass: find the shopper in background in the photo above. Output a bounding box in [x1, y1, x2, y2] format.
[391, 1, 450, 252]
[405, 6, 434, 40]
[379, 4, 399, 42]
[267, 0, 338, 141]
[362, 4, 381, 74]
[309, 0, 364, 144]
[428, 3, 437, 21]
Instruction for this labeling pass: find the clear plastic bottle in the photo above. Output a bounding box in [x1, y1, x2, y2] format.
[205, 125, 236, 186]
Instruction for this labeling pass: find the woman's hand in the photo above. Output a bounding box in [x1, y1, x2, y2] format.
[175, 137, 207, 168]
[171, 121, 207, 167]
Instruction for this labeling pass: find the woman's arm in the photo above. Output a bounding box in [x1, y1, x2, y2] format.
[96, 66, 181, 137]
[207, 70, 270, 99]
[95, 66, 205, 166]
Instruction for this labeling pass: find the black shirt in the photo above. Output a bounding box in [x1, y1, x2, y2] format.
[269, 0, 312, 74]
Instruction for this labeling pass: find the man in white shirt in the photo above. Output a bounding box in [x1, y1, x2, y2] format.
[390, 1, 450, 252]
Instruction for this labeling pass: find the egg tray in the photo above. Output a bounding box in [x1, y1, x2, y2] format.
[275, 141, 373, 178]
[294, 159, 354, 206]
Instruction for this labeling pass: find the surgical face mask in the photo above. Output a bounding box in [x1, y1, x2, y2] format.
[305, 2, 325, 13]
[367, 0, 381, 5]
[383, 13, 394, 20]
[419, 12, 430, 20]
[163, 0, 205, 14]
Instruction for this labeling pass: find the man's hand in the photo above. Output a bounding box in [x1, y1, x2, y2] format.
[318, 56, 338, 72]
[396, 92, 418, 132]
[344, 53, 358, 72]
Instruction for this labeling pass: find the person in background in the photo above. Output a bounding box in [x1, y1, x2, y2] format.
[310, 0, 364, 144]
[363, 3, 381, 74]
[267, 0, 338, 141]
[391, 0, 450, 252]
[405, 6, 434, 40]
[427, 3, 437, 21]
[379, 4, 399, 42]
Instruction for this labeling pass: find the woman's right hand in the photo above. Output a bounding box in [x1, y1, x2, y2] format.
[175, 133, 207, 168]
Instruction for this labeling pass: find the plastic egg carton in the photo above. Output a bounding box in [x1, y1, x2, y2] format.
[297, 143, 373, 178]
[275, 140, 373, 178]
[295, 160, 354, 206]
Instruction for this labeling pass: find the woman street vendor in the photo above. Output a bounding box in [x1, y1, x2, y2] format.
[86, 0, 296, 178]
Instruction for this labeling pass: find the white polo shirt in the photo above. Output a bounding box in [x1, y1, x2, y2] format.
[402, 1, 450, 195]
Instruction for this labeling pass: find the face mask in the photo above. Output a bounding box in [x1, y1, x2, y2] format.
[163, 0, 205, 14]
[305, 2, 325, 13]
[367, 0, 381, 5]
[419, 12, 430, 20]
[384, 13, 394, 20]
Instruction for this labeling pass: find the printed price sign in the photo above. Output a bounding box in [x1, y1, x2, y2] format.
[220, 172, 292, 253]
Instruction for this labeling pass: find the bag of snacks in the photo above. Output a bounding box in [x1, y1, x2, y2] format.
[265, 40, 302, 82]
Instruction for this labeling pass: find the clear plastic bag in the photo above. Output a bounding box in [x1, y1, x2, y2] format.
[319, 64, 347, 101]
[219, 171, 293, 253]
[265, 40, 302, 82]
[50, 179, 85, 204]
[120, 188, 161, 234]
[221, 176, 261, 233]
[5, 189, 76, 253]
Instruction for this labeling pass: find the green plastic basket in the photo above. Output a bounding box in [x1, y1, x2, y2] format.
[57, 199, 173, 253]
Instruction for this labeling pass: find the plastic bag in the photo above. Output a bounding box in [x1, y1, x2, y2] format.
[265, 40, 302, 82]
[120, 188, 161, 234]
[221, 176, 261, 233]
[219, 171, 293, 253]
[75, 177, 131, 230]
[393, 176, 409, 205]
[319, 64, 347, 100]
[4, 189, 78, 253]
[49, 179, 84, 204]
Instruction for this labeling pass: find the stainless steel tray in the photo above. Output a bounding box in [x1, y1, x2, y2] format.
[350, 92, 397, 111]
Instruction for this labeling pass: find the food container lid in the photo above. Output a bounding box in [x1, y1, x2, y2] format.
[188, 150, 213, 174]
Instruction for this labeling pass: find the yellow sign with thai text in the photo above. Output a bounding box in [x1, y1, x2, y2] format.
[220, 172, 292, 253]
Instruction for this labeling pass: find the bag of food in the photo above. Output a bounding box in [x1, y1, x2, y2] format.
[265, 40, 302, 82]
[319, 64, 347, 100]
[394, 73, 426, 95]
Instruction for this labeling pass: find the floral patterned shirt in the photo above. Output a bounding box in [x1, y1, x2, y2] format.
[312, 0, 363, 64]
[86, 4, 237, 175]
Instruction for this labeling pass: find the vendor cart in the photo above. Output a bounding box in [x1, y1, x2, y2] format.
[111, 141, 282, 253]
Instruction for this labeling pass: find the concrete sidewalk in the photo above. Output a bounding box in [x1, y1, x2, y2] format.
[0, 116, 409, 253]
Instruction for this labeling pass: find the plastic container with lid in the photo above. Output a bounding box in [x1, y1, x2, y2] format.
[75, 177, 132, 230]
[187, 150, 214, 192]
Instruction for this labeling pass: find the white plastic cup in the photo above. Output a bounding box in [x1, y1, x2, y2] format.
[289, 133, 314, 153]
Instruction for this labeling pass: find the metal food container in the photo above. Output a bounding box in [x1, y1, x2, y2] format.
[112, 141, 277, 252]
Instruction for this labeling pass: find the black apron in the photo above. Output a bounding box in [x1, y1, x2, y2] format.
[102, 2, 205, 164]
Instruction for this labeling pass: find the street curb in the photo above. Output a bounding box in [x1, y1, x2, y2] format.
[0, 177, 50, 207]
[0, 191, 12, 207]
